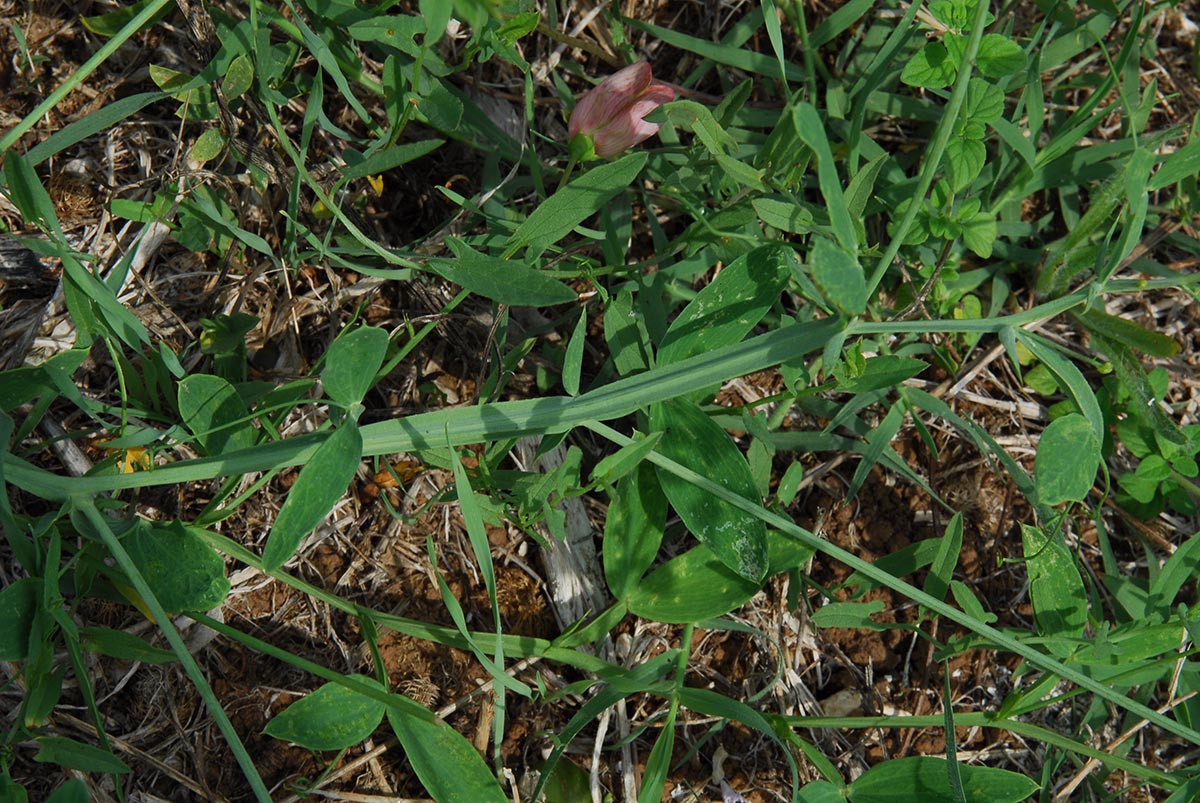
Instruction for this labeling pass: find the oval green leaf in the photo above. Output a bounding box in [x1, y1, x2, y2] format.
[603, 463, 667, 600]
[658, 244, 792, 367]
[263, 421, 362, 571]
[435, 239, 578, 307]
[650, 399, 767, 582]
[1020, 523, 1087, 642]
[124, 520, 230, 613]
[1035, 413, 1100, 505]
[848, 756, 1038, 803]
[34, 736, 130, 774]
[389, 707, 508, 803]
[264, 676, 385, 751]
[322, 326, 389, 407]
[177, 374, 257, 456]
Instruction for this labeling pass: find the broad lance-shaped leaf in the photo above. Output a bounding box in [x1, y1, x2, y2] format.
[124, 520, 230, 613]
[431, 238, 578, 307]
[264, 676, 385, 751]
[511, 151, 648, 257]
[657, 244, 791, 367]
[848, 756, 1039, 803]
[649, 399, 767, 582]
[389, 708, 508, 803]
[262, 421, 362, 570]
[177, 374, 257, 455]
[322, 325, 389, 407]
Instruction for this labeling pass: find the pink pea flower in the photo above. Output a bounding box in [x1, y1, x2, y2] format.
[568, 62, 675, 159]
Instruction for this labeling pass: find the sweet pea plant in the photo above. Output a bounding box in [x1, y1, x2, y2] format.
[2, 0, 1200, 801]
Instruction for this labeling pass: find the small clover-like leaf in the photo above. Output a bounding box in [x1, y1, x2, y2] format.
[945, 138, 986, 193]
[966, 77, 1005, 125]
[900, 42, 956, 88]
[960, 211, 997, 258]
[977, 34, 1027, 78]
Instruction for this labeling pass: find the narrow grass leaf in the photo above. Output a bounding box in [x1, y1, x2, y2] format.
[847, 401, 905, 499]
[1073, 308, 1179, 357]
[25, 92, 166, 166]
[650, 399, 767, 581]
[847, 756, 1038, 803]
[949, 580, 996, 625]
[322, 326, 389, 407]
[1148, 531, 1200, 614]
[435, 239, 577, 306]
[603, 463, 666, 600]
[1021, 524, 1087, 642]
[388, 708, 508, 803]
[637, 719, 676, 803]
[1035, 414, 1100, 505]
[591, 431, 663, 485]
[262, 422, 362, 571]
[562, 309, 587, 396]
[0, 578, 39, 660]
[79, 626, 175, 663]
[658, 244, 792, 366]
[624, 18, 804, 82]
[264, 676, 385, 751]
[33, 737, 130, 774]
[340, 139, 445, 181]
[924, 512, 964, 606]
[792, 103, 857, 252]
[512, 152, 647, 256]
[124, 520, 230, 613]
[835, 355, 926, 393]
[1149, 135, 1200, 191]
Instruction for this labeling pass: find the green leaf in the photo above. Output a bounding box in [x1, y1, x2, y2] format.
[434, 239, 578, 306]
[177, 374, 257, 456]
[1073, 308, 1180, 358]
[1035, 414, 1100, 505]
[848, 756, 1038, 803]
[0, 577, 39, 660]
[221, 53, 254, 101]
[1015, 332, 1104, 441]
[946, 138, 986, 193]
[924, 512, 964, 605]
[323, 325, 389, 408]
[949, 580, 996, 624]
[901, 41, 957, 88]
[628, 534, 812, 623]
[976, 34, 1027, 78]
[811, 600, 888, 630]
[124, 520, 230, 613]
[965, 78, 1005, 125]
[638, 718, 675, 803]
[592, 430, 663, 486]
[603, 287, 649, 376]
[603, 463, 667, 600]
[262, 422, 362, 571]
[1149, 135, 1200, 191]
[1021, 524, 1087, 642]
[79, 626, 176, 663]
[34, 736, 130, 774]
[752, 195, 815, 234]
[339, 139, 444, 182]
[562, 309, 587, 396]
[45, 779, 89, 803]
[799, 781, 846, 803]
[389, 707, 508, 803]
[187, 127, 227, 166]
[792, 104, 858, 253]
[810, 237, 867, 316]
[264, 676, 386, 751]
[512, 152, 648, 256]
[834, 355, 927, 394]
[960, 211, 997, 259]
[650, 400, 768, 582]
[658, 244, 792, 366]
[81, 0, 171, 36]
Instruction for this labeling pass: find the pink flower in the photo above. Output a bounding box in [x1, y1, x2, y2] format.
[568, 62, 675, 158]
